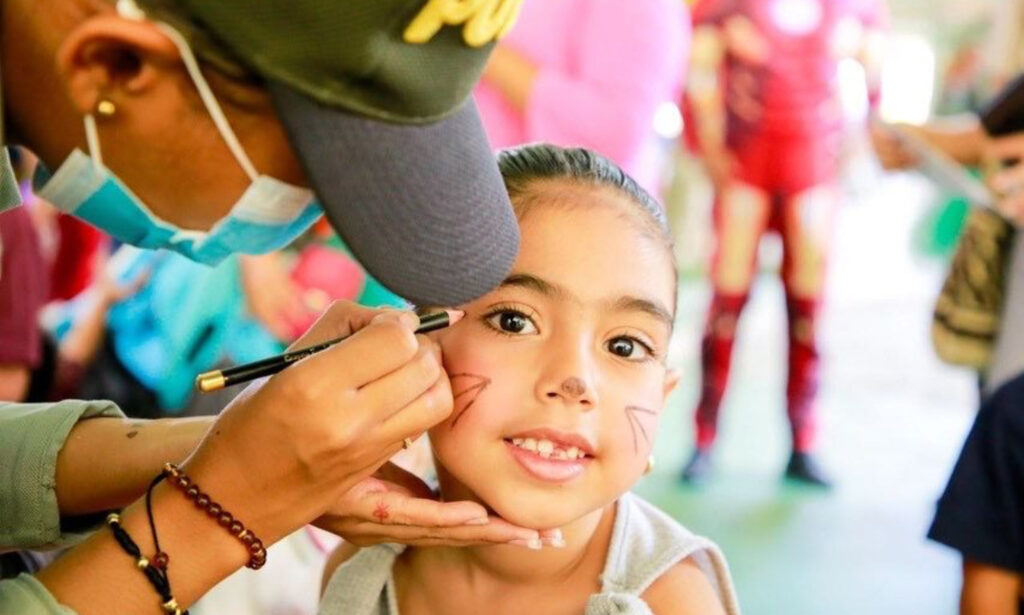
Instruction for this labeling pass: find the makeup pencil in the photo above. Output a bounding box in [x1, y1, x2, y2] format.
[195, 310, 462, 393]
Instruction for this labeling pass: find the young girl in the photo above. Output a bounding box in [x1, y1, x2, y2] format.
[319, 145, 740, 614]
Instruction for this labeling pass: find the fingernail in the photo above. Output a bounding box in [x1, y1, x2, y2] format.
[543, 537, 566, 548]
[509, 538, 543, 550]
[465, 518, 489, 526]
[399, 311, 420, 330]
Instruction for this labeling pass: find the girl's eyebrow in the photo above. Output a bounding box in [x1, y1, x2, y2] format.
[500, 273, 570, 300]
[501, 273, 673, 329]
[611, 297, 674, 329]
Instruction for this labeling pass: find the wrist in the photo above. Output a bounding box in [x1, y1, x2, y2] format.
[39, 481, 248, 614]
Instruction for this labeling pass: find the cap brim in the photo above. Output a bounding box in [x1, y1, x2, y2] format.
[268, 81, 518, 307]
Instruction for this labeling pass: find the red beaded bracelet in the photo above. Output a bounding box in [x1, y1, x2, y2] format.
[161, 463, 267, 570]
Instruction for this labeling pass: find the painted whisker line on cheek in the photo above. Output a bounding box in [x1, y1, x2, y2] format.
[625, 406, 657, 454]
[449, 373, 491, 427]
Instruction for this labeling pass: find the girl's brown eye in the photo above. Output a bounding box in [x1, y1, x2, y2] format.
[499, 312, 529, 333]
[609, 338, 635, 357]
[485, 309, 538, 335]
[606, 336, 652, 361]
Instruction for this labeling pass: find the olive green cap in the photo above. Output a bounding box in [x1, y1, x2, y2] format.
[127, 0, 523, 306]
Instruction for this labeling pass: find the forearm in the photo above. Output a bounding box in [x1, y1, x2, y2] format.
[56, 416, 213, 516]
[961, 559, 1022, 615]
[691, 92, 728, 158]
[919, 115, 987, 166]
[38, 478, 248, 614]
[688, 28, 728, 157]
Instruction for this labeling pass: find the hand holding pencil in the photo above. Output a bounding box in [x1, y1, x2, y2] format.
[196, 309, 463, 392]
[181, 300, 549, 552]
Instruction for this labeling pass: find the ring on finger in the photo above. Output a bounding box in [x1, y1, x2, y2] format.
[402, 437, 415, 450]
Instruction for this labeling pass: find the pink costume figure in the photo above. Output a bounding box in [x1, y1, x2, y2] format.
[474, 0, 690, 195]
[682, 0, 886, 486]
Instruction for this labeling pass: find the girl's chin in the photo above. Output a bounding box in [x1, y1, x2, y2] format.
[476, 488, 593, 531]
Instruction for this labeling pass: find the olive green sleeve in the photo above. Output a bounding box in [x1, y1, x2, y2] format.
[0, 574, 77, 614]
[0, 400, 125, 549]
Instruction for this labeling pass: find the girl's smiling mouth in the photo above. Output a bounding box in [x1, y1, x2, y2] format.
[503, 428, 596, 483]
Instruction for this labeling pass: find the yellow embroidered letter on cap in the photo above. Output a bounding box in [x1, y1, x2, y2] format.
[404, 0, 523, 48]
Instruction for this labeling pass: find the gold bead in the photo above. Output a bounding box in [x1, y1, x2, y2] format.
[136, 557, 149, 569]
[162, 598, 180, 613]
[96, 99, 116, 117]
[106, 512, 121, 525]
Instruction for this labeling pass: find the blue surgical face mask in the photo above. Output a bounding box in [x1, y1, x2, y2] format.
[33, 8, 321, 265]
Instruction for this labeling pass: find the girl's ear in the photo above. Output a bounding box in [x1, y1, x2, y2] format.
[662, 368, 681, 401]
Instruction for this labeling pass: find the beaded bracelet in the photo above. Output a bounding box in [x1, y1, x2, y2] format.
[106, 513, 187, 615]
[161, 462, 267, 570]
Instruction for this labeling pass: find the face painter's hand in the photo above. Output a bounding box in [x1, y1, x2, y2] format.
[178, 301, 454, 548]
[315, 462, 563, 549]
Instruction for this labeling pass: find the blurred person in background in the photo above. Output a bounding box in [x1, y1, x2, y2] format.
[474, 0, 690, 196]
[681, 0, 887, 487]
[0, 151, 143, 404]
[61, 229, 406, 419]
[872, 1, 1024, 611]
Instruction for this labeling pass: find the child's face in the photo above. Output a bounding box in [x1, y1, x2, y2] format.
[430, 185, 679, 530]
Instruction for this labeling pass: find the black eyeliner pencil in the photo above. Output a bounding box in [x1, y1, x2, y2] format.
[195, 310, 462, 393]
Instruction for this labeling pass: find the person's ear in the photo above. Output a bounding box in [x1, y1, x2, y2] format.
[56, 14, 180, 115]
[662, 368, 681, 401]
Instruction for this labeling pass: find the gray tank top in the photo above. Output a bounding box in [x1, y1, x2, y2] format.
[319, 492, 741, 614]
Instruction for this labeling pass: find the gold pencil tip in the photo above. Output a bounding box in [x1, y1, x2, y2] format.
[196, 371, 226, 393]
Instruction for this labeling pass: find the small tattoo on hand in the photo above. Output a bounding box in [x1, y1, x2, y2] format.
[126, 431, 139, 439]
[373, 500, 390, 523]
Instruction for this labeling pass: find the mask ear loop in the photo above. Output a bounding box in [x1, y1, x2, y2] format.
[154, 23, 260, 182]
[83, 114, 105, 169]
[115, 0, 259, 182]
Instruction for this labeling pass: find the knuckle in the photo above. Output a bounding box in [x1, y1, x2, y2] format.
[325, 299, 357, 315]
[376, 321, 418, 357]
[412, 346, 442, 384]
[325, 418, 362, 451]
[425, 380, 454, 418]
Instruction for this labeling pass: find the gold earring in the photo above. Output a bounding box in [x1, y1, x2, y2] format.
[96, 99, 117, 117]
[644, 455, 655, 476]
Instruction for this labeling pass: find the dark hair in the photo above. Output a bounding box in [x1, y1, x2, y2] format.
[496, 144, 673, 253]
[496, 144, 678, 316]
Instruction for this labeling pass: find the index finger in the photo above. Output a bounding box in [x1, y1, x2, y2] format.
[360, 491, 490, 528]
[291, 310, 422, 390]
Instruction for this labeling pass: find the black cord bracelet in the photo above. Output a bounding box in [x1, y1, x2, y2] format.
[106, 512, 188, 615]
